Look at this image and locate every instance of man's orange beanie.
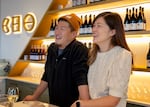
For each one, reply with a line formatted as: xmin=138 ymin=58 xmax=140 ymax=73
xmin=59 ymin=13 xmax=82 ymax=31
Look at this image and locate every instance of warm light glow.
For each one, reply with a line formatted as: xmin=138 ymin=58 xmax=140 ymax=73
xmin=23 ymin=12 xmax=37 ymax=33
xmin=126 ymin=37 xmax=150 ymax=69
xmin=132 ymin=71 xmax=150 ymax=76
xmin=42 ymin=39 xmax=54 ymax=46
xmin=2 ymin=16 xmax=12 ymax=35
xmin=126 ymin=37 xmax=150 ymax=43
xmin=29 ymin=63 xmax=45 ymax=68
xmin=76 ymin=36 xmax=92 ymax=43
xmin=12 ymin=15 xmax=22 ymax=34
xmin=2 ymin=12 xmax=37 ymax=35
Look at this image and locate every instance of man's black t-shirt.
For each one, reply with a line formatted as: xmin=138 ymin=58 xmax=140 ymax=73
xmin=42 ymin=40 xmax=89 ymax=107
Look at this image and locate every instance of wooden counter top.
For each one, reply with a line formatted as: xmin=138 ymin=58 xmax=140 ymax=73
xmin=1 ymin=73 xmax=150 ymax=106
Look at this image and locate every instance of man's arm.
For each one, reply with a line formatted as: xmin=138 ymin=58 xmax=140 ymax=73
xmin=78 ymin=85 xmax=90 ymax=100
xmin=23 ymin=80 xmax=48 ymax=101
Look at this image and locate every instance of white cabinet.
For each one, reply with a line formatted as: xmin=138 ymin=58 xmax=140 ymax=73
xmin=5 ymin=79 xmax=49 ymax=103
xmin=0 ymin=79 xmax=5 ymax=94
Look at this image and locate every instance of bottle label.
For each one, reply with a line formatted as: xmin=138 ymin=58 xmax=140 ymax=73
xmin=30 ymin=55 xmax=40 ymax=61
xmin=90 ymin=0 xmax=94 ymax=3
xmin=143 ymin=23 xmax=146 ymax=30
xmin=130 ymin=23 xmax=137 ymax=30
xmin=87 ymin=27 xmax=92 ymax=34
xmin=72 ymin=0 xmax=77 ymax=6
xmin=137 ymin=22 xmax=144 ymax=30
xmin=81 ymin=0 xmax=86 ymax=5
xmin=76 ymin=0 xmax=81 ymax=5
xmin=80 ymin=28 xmax=84 ymax=34
xmin=124 ymin=24 xmax=130 ymax=31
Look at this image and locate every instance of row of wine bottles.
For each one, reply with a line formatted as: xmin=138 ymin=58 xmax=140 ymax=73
xmin=84 ymin=42 xmax=93 ymax=50
xmin=124 ymin=6 xmax=146 ymax=31
xmin=72 ymin=0 xmax=87 ymax=6
xmin=48 ymin=6 xmax=147 ymax=37
xmin=72 ymin=0 xmax=105 ymax=7
xmin=24 ymin=45 xmax=48 ymax=61
xmin=48 ymin=14 xmax=95 ymax=37
xmin=24 ymin=42 xmax=93 ymax=61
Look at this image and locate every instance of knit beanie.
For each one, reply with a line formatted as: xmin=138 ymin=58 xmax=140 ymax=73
xmin=59 ymin=13 xmax=82 ymax=31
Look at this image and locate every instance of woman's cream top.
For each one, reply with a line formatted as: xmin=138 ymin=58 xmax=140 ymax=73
xmin=88 ymin=46 xmax=132 ymax=107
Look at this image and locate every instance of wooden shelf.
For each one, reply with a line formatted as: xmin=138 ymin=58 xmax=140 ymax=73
xmin=125 ymin=30 xmax=150 ymax=37
xmin=32 ymin=30 xmax=150 ymax=40
xmin=132 ymin=68 xmax=150 ymax=72
xmin=47 ymin=0 xmax=150 ymax=15
xmin=18 ymin=59 xmax=45 ymax=64
xmin=31 ymin=36 xmax=54 ymax=40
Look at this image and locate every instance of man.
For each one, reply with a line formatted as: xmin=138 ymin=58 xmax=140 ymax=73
xmin=23 ymin=13 xmax=90 ymax=107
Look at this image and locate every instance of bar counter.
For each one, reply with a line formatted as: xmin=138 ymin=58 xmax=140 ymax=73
xmin=0 ymin=101 xmax=58 ymax=107
xmin=1 ymin=70 xmax=150 ymax=106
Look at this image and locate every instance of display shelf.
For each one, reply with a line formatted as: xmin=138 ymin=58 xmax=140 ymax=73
xmin=33 ymin=30 xmax=150 ymax=40
xmin=132 ymin=68 xmax=150 ymax=72
xmin=18 ymin=59 xmax=45 ymax=64
xmin=47 ymin=0 xmax=150 ymax=15
xmin=8 ymin=61 xmax=29 ymax=76
xmin=125 ymin=30 xmax=150 ymax=37
xmin=32 ymin=30 xmax=150 ymax=42
xmin=8 ymin=0 xmax=150 ymax=76
xmin=31 ymin=36 xmax=54 ymax=40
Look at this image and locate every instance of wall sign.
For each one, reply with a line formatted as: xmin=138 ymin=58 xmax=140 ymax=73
xmin=2 ymin=12 xmax=37 ymax=35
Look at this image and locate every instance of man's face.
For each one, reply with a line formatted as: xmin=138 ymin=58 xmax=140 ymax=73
xmin=54 ymin=20 xmax=75 ymax=49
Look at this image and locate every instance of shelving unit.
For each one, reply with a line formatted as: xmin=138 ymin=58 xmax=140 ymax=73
xmin=8 ymin=0 xmax=150 ymax=76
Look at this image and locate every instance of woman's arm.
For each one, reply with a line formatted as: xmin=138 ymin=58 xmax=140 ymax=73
xmin=71 ymin=95 xmax=120 ymax=107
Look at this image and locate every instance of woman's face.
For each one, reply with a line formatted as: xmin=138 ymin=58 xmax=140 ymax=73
xmin=92 ymin=17 xmax=115 ymax=46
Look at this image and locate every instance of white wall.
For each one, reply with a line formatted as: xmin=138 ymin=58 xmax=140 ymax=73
xmin=0 ymin=0 xmax=1 ymax=57
xmin=0 ymin=0 xmax=52 ymax=66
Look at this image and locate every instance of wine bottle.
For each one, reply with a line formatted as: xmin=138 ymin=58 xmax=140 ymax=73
xmin=76 ymin=0 xmax=81 ymax=6
xmin=72 ymin=0 xmax=77 ymax=7
xmin=80 ymin=15 xmax=84 ymax=35
xmin=147 ymin=43 xmax=150 ymax=68
xmin=137 ymin=6 xmax=144 ymax=31
xmin=41 ymin=45 xmax=46 ymax=60
xmin=88 ymin=42 xmax=92 ymax=50
xmin=83 ymin=15 xmax=88 ymax=34
xmin=36 ymin=45 xmax=41 ymax=61
xmin=135 ymin=8 xmax=138 ymax=19
xmin=50 ymin=19 xmax=55 ymax=36
xmin=130 ymin=7 xmax=137 ymax=31
xmin=29 ymin=45 xmax=34 ymax=60
xmin=124 ymin=8 xmax=130 ymax=31
xmin=81 ymin=0 xmax=87 ymax=5
xmin=54 ymin=19 xmax=57 ymax=30
xmin=94 ymin=0 xmax=99 ymax=2
xmin=87 ymin=14 xmax=92 ymax=34
xmin=142 ymin=7 xmax=146 ymax=30
xmin=90 ymin=0 xmax=94 ymax=3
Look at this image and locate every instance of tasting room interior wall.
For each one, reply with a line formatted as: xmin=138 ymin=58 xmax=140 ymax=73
xmin=0 ymin=0 xmax=150 ymax=69
xmin=0 ymin=0 xmax=52 ymax=65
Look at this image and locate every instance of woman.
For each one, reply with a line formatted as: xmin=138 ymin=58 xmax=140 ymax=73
xmin=71 ymin=12 xmax=132 ymax=107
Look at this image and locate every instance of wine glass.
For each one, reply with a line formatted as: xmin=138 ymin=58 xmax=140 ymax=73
xmin=7 ymin=87 xmax=19 ymax=103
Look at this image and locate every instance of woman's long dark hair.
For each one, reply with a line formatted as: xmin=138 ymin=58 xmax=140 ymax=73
xmin=88 ymin=12 xmax=132 ymax=65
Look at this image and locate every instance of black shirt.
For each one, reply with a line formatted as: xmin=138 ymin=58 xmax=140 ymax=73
xmin=42 ymin=40 xmax=89 ymax=107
